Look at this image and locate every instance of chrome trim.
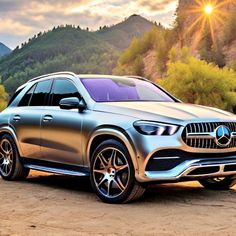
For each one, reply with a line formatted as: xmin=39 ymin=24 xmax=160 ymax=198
xmin=187 ymin=132 xmax=215 ymax=139
xmin=187 ymin=132 xmax=236 ymax=139
xmin=145 ymin=157 xmax=236 ymax=181
xmin=24 ymin=164 xmax=89 ymax=177
xmin=27 ymin=71 xmax=77 ymax=83
xmin=153 ymin=156 xmax=180 ymax=160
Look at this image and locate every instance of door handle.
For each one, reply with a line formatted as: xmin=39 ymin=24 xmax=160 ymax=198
xmin=13 ymin=115 xmax=21 ymax=121
xmin=43 ymin=115 xmax=53 ymax=122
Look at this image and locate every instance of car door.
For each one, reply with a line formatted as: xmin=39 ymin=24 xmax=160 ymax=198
xmin=10 ymin=79 xmax=52 ymax=159
xmin=40 ymin=78 xmax=84 ymax=166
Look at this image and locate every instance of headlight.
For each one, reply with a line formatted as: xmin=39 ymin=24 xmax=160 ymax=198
xmin=133 ymin=121 xmax=179 ymax=135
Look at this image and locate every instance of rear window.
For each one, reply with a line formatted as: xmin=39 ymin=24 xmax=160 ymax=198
xmin=29 ymin=80 xmax=52 ymax=106
xmin=18 ymin=80 xmax=52 ymax=107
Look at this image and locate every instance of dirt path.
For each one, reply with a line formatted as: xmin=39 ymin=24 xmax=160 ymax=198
xmin=0 ymin=171 xmax=235 ymax=236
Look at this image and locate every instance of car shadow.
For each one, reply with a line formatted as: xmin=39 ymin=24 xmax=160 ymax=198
xmin=25 ymin=172 xmax=236 ymax=204
xmin=27 ymin=173 xmax=93 ymax=193
xmin=142 ymin=182 xmax=236 ymax=205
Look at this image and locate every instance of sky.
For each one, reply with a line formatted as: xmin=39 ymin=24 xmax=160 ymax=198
xmin=0 ymin=0 xmax=178 ymax=49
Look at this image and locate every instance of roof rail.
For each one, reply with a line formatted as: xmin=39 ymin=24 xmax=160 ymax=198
xmin=124 ymin=75 xmax=149 ymax=81
xmin=27 ymin=71 xmax=77 ymax=83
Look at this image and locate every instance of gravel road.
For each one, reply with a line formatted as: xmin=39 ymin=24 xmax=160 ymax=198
xmin=0 ymin=171 xmax=235 ymax=236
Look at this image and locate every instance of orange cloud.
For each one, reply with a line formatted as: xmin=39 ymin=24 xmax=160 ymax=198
xmin=0 ymin=19 xmax=34 ymax=35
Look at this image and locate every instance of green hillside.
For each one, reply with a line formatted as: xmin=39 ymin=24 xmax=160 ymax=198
xmin=0 ymin=15 xmax=153 ymax=95
xmin=97 ymin=14 xmax=154 ymax=50
xmin=0 ymin=27 xmax=119 ymax=95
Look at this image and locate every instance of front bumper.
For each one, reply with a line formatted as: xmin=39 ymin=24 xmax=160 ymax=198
xmin=145 ymin=156 xmax=236 ymax=181
xmin=126 ymin=126 xmax=236 ymax=183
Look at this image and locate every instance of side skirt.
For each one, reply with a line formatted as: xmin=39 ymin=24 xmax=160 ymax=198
xmin=22 ymin=158 xmax=90 ymax=177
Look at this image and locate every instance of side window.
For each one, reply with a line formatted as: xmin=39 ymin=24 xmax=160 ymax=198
xmin=18 ymin=85 xmax=36 ymax=107
xmin=29 ymin=80 xmax=52 ymax=106
xmin=51 ymin=79 xmax=81 ymax=106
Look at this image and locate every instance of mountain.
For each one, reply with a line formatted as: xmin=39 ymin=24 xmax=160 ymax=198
xmin=0 ymin=15 xmax=154 ymax=95
xmin=0 ymin=43 xmax=11 ymax=57
xmin=97 ymin=14 xmax=154 ymax=50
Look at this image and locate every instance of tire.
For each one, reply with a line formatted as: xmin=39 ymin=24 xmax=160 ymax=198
xmin=0 ymin=134 xmax=29 ymax=180
xmin=90 ymin=139 xmax=146 ymax=203
xmin=199 ymin=176 xmax=236 ymax=190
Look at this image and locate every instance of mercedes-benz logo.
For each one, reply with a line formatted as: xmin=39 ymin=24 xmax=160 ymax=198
xmin=215 ymin=125 xmax=231 ymax=147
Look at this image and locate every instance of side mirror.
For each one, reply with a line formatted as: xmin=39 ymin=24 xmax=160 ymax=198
xmin=59 ymin=97 xmax=86 ymax=112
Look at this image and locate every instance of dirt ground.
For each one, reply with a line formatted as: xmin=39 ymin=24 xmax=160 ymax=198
xmin=0 ymin=171 xmax=235 ymax=236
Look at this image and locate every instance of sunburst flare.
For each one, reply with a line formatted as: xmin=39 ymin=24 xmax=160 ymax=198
xmin=182 ymin=0 xmax=233 ymax=48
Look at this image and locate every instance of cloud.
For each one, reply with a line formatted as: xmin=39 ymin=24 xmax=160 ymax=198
xmin=0 ymin=19 xmax=34 ymax=36
xmin=0 ymin=0 xmax=178 ymax=48
xmin=138 ymin=0 xmax=177 ymax=12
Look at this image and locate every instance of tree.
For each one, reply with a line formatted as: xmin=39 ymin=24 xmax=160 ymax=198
xmin=0 ymin=77 xmax=8 ymax=111
xmin=224 ymin=9 xmax=236 ymax=44
xmin=155 ymin=29 xmax=178 ymax=76
xmin=231 ymin=60 xmax=236 ymax=71
xmin=200 ymin=25 xmax=226 ymax=68
xmin=160 ymin=47 xmax=236 ymax=111
xmin=132 ymin=56 xmax=144 ymax=76
xmin=200 ymin=26 xmax=213 ymax=62
xmin=113 ymin=26 xmax=171 ymax=76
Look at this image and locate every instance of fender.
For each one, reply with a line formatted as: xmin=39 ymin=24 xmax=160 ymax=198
xmin=0 ymin=126 xmax=23 ymax=157
xmin=86 ymin=128 xmax=140 ymax=174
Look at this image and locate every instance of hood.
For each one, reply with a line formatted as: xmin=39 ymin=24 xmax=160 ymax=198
xmin=93 ymin=102 xmax=236 ymax=125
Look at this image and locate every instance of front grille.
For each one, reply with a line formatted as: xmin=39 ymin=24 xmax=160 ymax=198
xmin=182 ymin=122 xmax=236 ymax=149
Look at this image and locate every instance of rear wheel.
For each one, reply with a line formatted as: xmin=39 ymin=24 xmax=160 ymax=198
xmin=199 ymin=176 xmax=236 ymax=190
xmin=0 ymin=134 xmax=29 ymax=180
xmin=90 ymin=140 xmax=146 ymax=203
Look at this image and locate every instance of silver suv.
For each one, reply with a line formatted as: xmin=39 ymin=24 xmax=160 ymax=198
xmin=0 ymin=72 xmax=236 ymax=203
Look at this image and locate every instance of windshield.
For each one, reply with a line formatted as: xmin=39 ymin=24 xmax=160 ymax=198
xmin=81 ymin=77 xmax=175 ymax=102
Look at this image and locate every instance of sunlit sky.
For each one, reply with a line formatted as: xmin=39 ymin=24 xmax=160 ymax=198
xmin=0 ymin=0 xmax=178 ymax=49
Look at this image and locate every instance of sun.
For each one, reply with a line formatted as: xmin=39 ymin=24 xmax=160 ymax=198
xmin=204 ymin=4 xmax=213 ymax=15
xmin=182 ymin=0 xmax=231 ymax=51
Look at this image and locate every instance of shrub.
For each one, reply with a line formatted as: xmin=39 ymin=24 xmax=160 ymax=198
xmin=160 ymin=48 xmax=236 ymax=111
xmin=0 ymin=78 xmax=8 ymax=111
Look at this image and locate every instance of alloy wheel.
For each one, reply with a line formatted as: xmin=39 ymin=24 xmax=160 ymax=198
xmin=0 ymin=139 xmax=13 ymax=177
xmin=92 ymin=147 xmax=130 ymax=198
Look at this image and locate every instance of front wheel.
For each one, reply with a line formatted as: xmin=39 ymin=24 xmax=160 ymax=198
xmin=90 ymin=140 xmax=146 ymax=203
xmin=199 ymin=176 xmax=236 ymax=190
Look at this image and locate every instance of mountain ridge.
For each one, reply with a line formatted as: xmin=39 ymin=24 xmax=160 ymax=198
xmin=97 ymin=14 xmax=154 ymax=50
xmin=0 ymin=14 xmax=154 ymax=94
xmin=0 ymin=43 xmax=11 ymax=57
